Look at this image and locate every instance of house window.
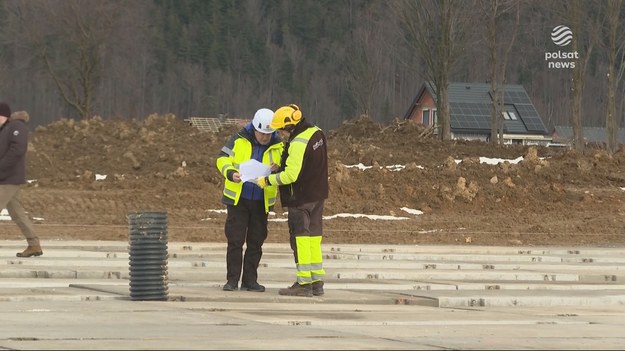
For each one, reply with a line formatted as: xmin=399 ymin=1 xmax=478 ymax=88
xmin=503 ymin=105 xmax=519 ymax=121
xmin=433 ymin=109 xmax=438 ymax=126
xmin=422 ymin=109 xmax=430 ymax=125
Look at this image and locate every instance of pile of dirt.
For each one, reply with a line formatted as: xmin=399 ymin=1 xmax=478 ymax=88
xmin=6 ymin=114 xmax=625 ymax=246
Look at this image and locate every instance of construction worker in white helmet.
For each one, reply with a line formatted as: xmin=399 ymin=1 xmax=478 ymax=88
xmin=216 ymin=108 xmax=283 ymax=293
xmin=254 ymin=104 xmax=328 ymax=297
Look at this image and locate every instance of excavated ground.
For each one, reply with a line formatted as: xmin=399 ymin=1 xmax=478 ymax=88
xmin=4 ymin=114 xmax=625 ymax=247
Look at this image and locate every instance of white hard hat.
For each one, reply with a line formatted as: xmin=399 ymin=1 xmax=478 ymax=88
xmin=252 ymin=108 xmax=275 ymax=134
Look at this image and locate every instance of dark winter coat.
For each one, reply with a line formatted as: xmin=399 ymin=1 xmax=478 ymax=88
xmin=0 ymin=111 xmax=30 ymax=184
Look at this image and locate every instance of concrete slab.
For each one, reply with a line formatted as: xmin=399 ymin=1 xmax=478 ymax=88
xmin=2 ymin=240 xmax=625 ymax=349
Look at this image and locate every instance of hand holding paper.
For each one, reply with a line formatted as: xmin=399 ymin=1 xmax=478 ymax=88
xmin=240 ymin=159 xmax=270 ymax=183
xmin=255 ymin=176 xmax=269 ymax=189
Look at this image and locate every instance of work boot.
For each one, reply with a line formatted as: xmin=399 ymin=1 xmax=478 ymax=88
xmin=16 ymin=245 xmax=43 ymax=258
xmin=312 ymin=281 xmax=324 ymax=296
xmin=241 ymin=282 xmax=265 ymax=292
xmin=278 ymin=282 xmax=313 ymax=297
xmin=222 ymin=281 xmax=238 ymax=291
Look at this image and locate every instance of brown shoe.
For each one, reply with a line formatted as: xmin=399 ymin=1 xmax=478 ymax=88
xmin=312 ymin=281 xmax=324 ymax=296
xmin=278 ymin=282 xmax=313 ymax=297
xmin=16 ymin=245 xmax=43 ymax=258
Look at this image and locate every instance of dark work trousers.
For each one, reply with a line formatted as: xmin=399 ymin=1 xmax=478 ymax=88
xmin=224 ymin=198 xmax=268 ymax=285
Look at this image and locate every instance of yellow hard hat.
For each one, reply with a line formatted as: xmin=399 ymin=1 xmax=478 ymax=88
xmin=271 ymin=104 xmax=302 ymax=129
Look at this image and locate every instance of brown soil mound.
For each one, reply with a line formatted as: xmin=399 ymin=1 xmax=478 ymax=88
xmin=4 ymin=114 xmax=625 ymax=247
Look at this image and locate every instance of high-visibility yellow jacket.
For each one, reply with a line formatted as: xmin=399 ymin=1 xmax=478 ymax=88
xmin=216 ymin=126 xmax=283 ymax=213
xmin=267 ymin=120 xmax=328 ymax=207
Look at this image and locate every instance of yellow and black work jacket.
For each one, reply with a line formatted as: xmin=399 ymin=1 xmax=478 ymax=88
xmin=267 ymin=120 xmax=328 ymax=207
xmin=216 ymin=126 xmax=283 ymax=213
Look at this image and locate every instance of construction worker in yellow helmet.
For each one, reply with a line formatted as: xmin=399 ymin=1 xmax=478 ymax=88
xmin=254 ymin=104 xmax=328 ymax=297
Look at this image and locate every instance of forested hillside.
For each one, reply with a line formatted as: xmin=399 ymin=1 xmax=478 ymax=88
xmin=0 ymin=0 xmax=622 ymax=133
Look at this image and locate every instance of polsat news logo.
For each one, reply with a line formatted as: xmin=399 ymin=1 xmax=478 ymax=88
xmin=545 ymin=25 xmax=579 ymax=69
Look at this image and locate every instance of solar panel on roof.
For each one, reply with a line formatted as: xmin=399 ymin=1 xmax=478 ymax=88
xmin=504 ymin=91 xmax=531 ymax=104
xmin=451 ymin=90 xmax=548 ymax=134
xmin=514 ymin=104 xmax=547 ymax=133
xmin=450 ymin=102 xmax=493 ymax=130
xmin=503 ymin=119 xmax=527 ymax=133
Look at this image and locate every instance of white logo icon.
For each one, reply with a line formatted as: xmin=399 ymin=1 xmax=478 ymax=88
xmin=551 ymin=25 xmax=572 ymax=46
xmin=13 ymin=130 xmax=19 ymax=136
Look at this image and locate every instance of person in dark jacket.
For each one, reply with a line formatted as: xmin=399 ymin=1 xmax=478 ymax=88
xmin=215 ymin=108 xmax=283 ymax=292
xmin=254 ymin=104 xmax=328 ymax=297
xmin=0 ymin=103 xmax=42 ymax=257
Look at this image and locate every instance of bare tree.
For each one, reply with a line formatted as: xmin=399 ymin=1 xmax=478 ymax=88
xmin=345 ymin=6 xmax=386 ymax=120
xmin=567 ymin=0 xmax=600 ymax=151
xmin=5 ymin=0 xmax=120 ymax=119
xmin=393 ymin=0 xmax=474 ymax=141
xmin=98 ymin=0 xmax=155 ymax=120
xmin=481 ymin=0 xmax=520 ymax=144
xmin=605 ymin=0 xmax=625 ymax=153
xmin=569 ymin=1 xmax=583 ymax=151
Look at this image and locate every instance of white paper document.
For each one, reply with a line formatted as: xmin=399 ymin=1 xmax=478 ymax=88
xmin=240 ymin=159 xmax=271 ymax=183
